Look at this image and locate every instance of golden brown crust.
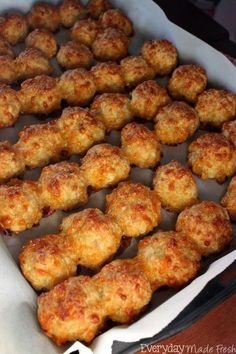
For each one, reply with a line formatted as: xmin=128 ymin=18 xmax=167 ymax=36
xmin=99 ymin=9 xmax=133 ymax=37
xmin=141 ymin=39 xmax=178 ymax=76
xmin=176 ymin=201 xmax=233 ymax=256
xmin=87 ymin=0 xmax=112 ymax=19
xmin=0 ymin=141 xmax=25 ymax=183
xmin=27 ymin=2 xmax=60 ymax=32
xmin=70 ymin=18 xmax=101 ymax=47
xmin=131 ymin=80 xmax=171 ymax=120
xmin=57 ymin=106 xmax=105 ymax=154
xmin=188 ymin=133 xmax=236 ymax=182
xmin=0 ymin=85 xmax=21 ymax=128
xmin=91 ymin=61 xmax=125 ymax=93
xmin=222 ymin=120 xmax=236 ymax=146
xmin=56 ymin=41 xmax=93 ymax=69
xmin=106 ymin=181 xmax=161 ymax=237
xmin=81 ymin=143 xmax=130 ymax=189
xmin=59 ymin=0 xmax=87 ymax=28
xmin=0 ymin=36 xmax=13 ymax=57
xmin=25 ymin=29 xmax=57 ymax=58
xmin=168 ymin=64 xmax=207 ymax=103
xmin=155 ymin=101 xmax=199 ymax=144
xmin=0 ymin=12 xmax=28 ymax=45
xmin=120 ymin=56 xmax=155 ymax=88
xmin=221 ymin=176 xmax=236 ymax=221
xmin=90 ymin=93 xmax=133 ymax=131
xmin=195 ymin=89 xmax=236 ymax=128
xmin=121 ymin=122 xmax=161 ymax=168
xmin=92 ymin=27 xmax=129 ymax=61
xmin=0 ymin=55 xmax=16 ymax=84
xmin=153 ymin=160 xmax=198 ymax=212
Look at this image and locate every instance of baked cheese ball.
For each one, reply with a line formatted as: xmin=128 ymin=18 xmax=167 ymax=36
xmin=0 ymin=36 xmax=13 ymax=57
xmin=59 ymin=0 xmax=87 ymax=28
xmin=92 ymin=27 xmax=129 ymax=61
xmin=87 ymin=0 xmax=112 ymax=19
xmin=131 ymin=80 xmax=171 ymax=120
xmin=93 ymin=259 xmax=152 ymax=323
xmin=0 ymin=141 xmax=25 ymax=183
xmin=60 ymin=208 xmax=122 ymax=269
xmin=38 ymin=162 xmax=88 ymax=212
xmin=141 ymin=39 xmax=178 ymax=76
xmin=81 ymin=143 xmax=130 ymax=189
xmin=137 ymin=231 xmax=201 ymax=290
xmin=38 ymin=276 xmax=105 ymax=345
xmin=57 ymin=41 xmax=93 ymax=70
xmin=27 ymin=2 xmax=60 ymax=32
xmin=15 ymin=121 xmax=64 ymax=169
xmin=19 ymin=234 xmax=77 ymax=291
xmin=0 ymin=179 xmax=42 ymax=233
xmin=222 ymin=120 xmax=236 ymax=146
xmin=153 ymin=160 xmax=198 ymax=212
xmin=90 ymin=93 xmax=133 ymax=131
xmin=91 ymin=62 xmax=125 ymax=93
xmin=176 ymin=201 xmax=232 ymax=256
xmin=168 ymin=64 xmax=207 ymax=103
xmin=0 ymin=84 xmax=21 ymax=128
xmin=221 ymin=176 xmax=236 ymax=221
xmin=15 ymin=48 xmax=53 ymax=81
xmin=18 ymin=75 xmax=61 ymax=115
xmin=188 ymin=133 xmax=236 ymax=182
xmin=0 ymin=55 xmax=16 ymax=84
xmin=120 ymin=56 xmax=155 ymax=88
xmin=195 ymin=89 xmax=236 ymax=128
xmin=106 ymin=181 xmax=161 ymax=237
xmin=70 ymin=18 xmax=101 ymax=47
xmin=57 ymin=107 xmax=105 ymax=155
xmin=0 ymin=13 xmax=28 ymax=45
xmin=58 ymin=68 xmax=96 ymax=106
xmin=25 ymin=29 xmax=57 ymax=59
xmin=121 ymin=122 xmax=162 ymax=168
xmin=99 ymin=9 xmax=133 ymax=37
xmin=155 ymin=101 xmax=199 ymax=145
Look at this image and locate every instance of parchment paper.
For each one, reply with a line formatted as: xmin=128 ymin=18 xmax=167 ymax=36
xmin=0 ymin=1 xmax=235 ymax=354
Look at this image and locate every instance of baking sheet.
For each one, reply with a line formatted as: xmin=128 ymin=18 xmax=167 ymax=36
xmin=0 ymin=0 xmax=236 ymax=353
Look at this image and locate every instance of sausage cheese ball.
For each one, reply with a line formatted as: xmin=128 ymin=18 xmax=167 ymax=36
xmin=188 ymin=133 xmax=236 ymax=182
xmin=38 ymin=162 xmax=88 ymax=212
xmin=19 ymin=234 xmax=77 ymax=291
xmin=15 ymin=121 xmax=64 ymax=169
xmin=38 ymin=276 xmax=105 ymax=345
xmin=57 ymin=107 xmax=105 ymax=155
xmin=93 ymin=259 xmax=152 ymax=323
xmin=106 ymin=182 xmax=161 ymax=237
xmin=121 ymin=122 xmax=162 ymax=168
xmin=195 ymin=89 xmax=236 ymax=128
xmin=25 ymin=29 xmax=57 ymax=59
xmin=155 ymin=101 xmax=199 ymax=145
xmin=141 ymin=39 xmax=178 ymax=76
xmin=0 ymin=55 xmax=16 ymax=84
xmin=18 ymin=75 xmax=61 ymax=115
xmin=0 ymin=84 xmax=21 ymax=128
xmin=81 ymin=144 xmax=130 ymax=189
xmin=87 ymin=0 xmax=112 ymax=19
xmin=60 ymin=208 xmax=122 ymax=269
xmin=131 ymin=80 xmax=171 ymax=120
xmin=70 ymin=18 xmax=101 ymax=47
xmin=58 ymin=68 xmax=96 ymax=106
xmin=92 ymin=27 xmax=129 ymax=61
xmin=0 ymin=13 xmax=28 ymax=45
xmin=0 ymin=36 xmax=13 ymax=57
xmin=176 ymin=201 xmax=232 ymax=256
xmin=15 ymin=48 xmax=53 ymax=81
xmin=222 ymin=120 xmax=236 ymax=146
xmin=99 ymin=9 xmax=133 ymax=37
xmin=0 ymin=141 xmax=25 ymax=183
xmin=91 ymin=62 xmax=125 ymax=93
xmin=56 ymin=41 xmax=93 ymax=70
xmin=137 ymin=231 xmax=201 ymax=290
xmin=0 ymin=179 xmax=42 ymax=233
xmin=221 ymin=176 xmax=236 ymax=221
xmin=153 ymin=160 xmax=198 ymax=212
xmin=59 ymin=0 xmax=87 ymax=28
xmin=27 ymin=2 xmax=60 ymax=32
xmin=168 ymin=64 xmax=207 ymax=103
xmin=120 ymin=56 xmax=155 ymax=88
xmin=90 ymin=93 xmax=133 ymax=131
